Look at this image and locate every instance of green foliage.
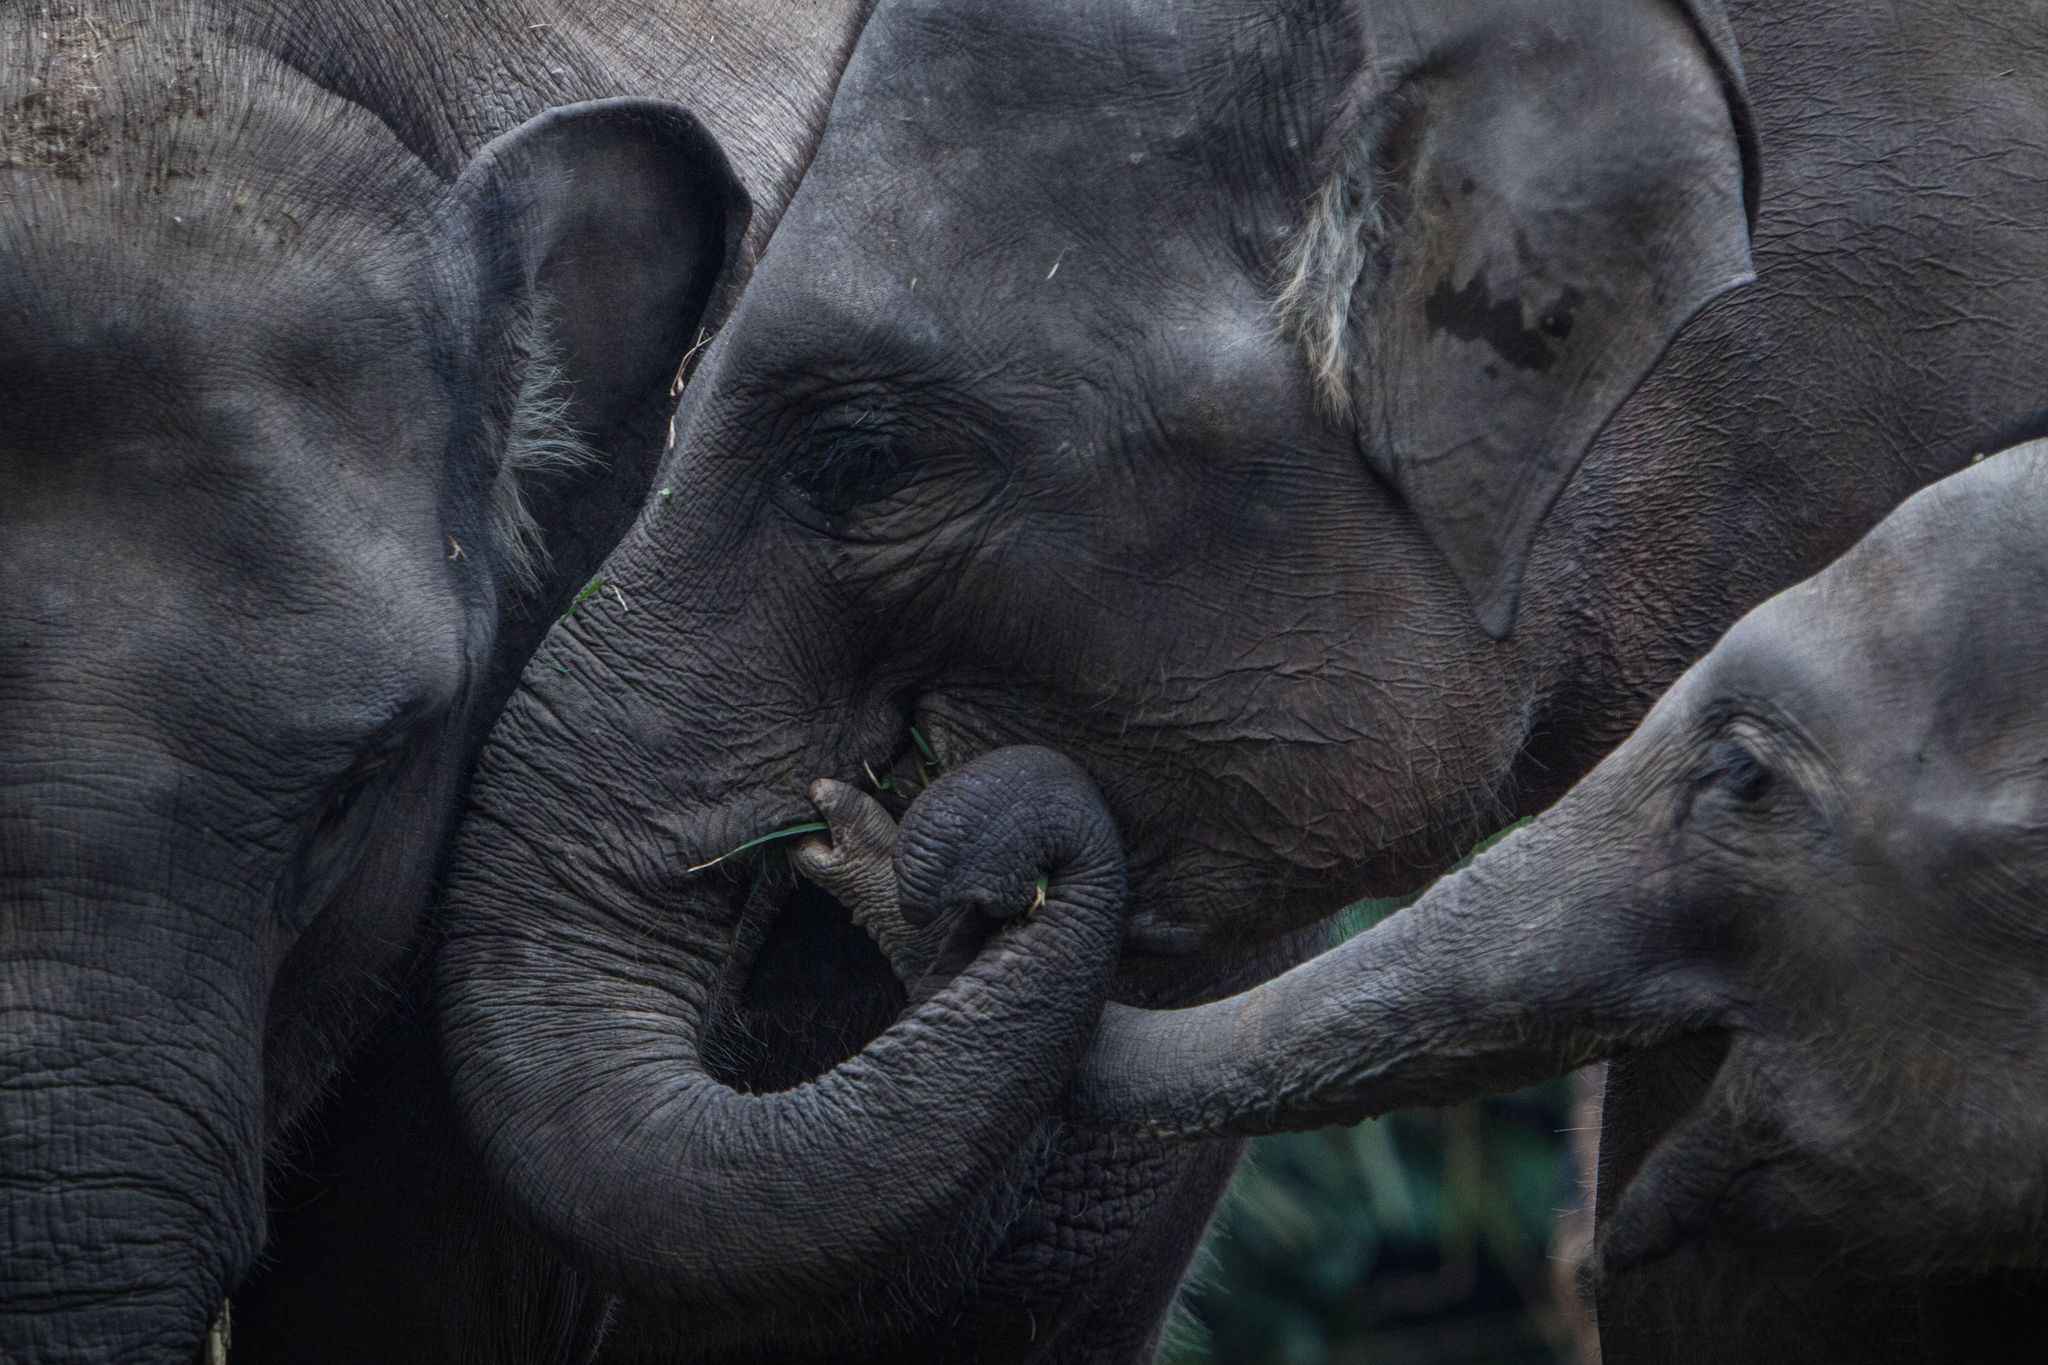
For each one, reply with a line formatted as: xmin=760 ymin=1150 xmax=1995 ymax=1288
xmin=1165 ymin=1086 xmax=1576 ymax=1365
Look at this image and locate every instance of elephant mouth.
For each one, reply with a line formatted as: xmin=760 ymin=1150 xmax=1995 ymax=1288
xmin=692 ymin=729 xmax=940 ymax=1088
xmin=1597 ymin=1031 xmax=1749 ymax=1272
xmin=690 ymin=717 xmax=1275 ymax=1077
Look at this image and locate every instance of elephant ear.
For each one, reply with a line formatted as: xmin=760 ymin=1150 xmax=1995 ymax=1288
xmin=1303 ymin=0 xmax=1757 ymax=637
xmin=455 ymin=98 xmax=750 ymax=669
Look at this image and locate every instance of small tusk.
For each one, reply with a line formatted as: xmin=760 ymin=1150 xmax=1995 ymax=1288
xmin=205 ymin=1301 xmax=231 ymax=1365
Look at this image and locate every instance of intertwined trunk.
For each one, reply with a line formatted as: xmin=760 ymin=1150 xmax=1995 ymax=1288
xmin=1069 ymin=770 xmax=1729 ymax=1140
xmin=439 ymin=643 xmax=1131 ymax=1328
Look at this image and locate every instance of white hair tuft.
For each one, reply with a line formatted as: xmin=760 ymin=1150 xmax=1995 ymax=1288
xmin=1272 ymin=106 xmax=1395 ymax=417
xmin=492 ymin=325 xmax=598 ymax=596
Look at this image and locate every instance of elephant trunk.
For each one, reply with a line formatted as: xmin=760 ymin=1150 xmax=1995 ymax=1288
xmin=0 ymin=954 xmax=262 ymax=1363
xmin=1072 ymin=771 xmax=1729 ymax=1138
xmin=439 ymin=726 xmax=1128 ymax=1320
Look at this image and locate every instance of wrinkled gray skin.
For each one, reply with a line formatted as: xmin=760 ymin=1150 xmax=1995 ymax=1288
xmin=1076 ymin=440 xmax=2048 ymax=1355
xmin=437 ymin=0 xmax=2048 ymax=1359
xmin=0 ymin=1 xmax=884 ymax=1359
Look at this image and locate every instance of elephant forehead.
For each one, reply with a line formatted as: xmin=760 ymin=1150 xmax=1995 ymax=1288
xmin=804 ymin=0 xmax=1303 ymax=284
xmin=0 ymin=345 xmax=470 ymax=758
xmin=1772 ymin=445 xmax=2048 ymax=748
xmin=840 ymin=0 xmax=1213 ymax=131
xmin=0 ymin=51 xmax=467 ymax=671
xmin=0 ymin=22 xmax=463 ymax=480
xmin=1 ymin=7 xmax=445 ymax=218
xmin=0 ymin=231 xmax=453 ymax=475
xmin=0 ymin=252 xmax=457 ymax=587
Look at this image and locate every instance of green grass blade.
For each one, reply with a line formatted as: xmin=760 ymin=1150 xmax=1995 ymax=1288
xmin=686 ymin=821 xmax=829 ymax=875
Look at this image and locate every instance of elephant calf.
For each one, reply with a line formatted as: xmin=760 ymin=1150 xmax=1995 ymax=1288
xmin=1070 ymin=436 xmax=2048 ymax=1282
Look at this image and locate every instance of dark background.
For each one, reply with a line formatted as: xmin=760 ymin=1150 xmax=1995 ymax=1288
xmin=1162 ymin=1078 xmax=1599 ymax=1365
xmin=1160 ymin=834 xmax=1603 ymax=1365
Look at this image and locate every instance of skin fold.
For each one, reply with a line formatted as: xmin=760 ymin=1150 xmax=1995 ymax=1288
xmin=1071 ymin=439 xmax=2048 ymax=1359
xmin=420 ymin=0 xmax=2048 ymax=1359
xmin=0 ymin=1 xmax=881 ymax=1359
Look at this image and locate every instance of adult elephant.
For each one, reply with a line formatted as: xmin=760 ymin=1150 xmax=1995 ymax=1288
xmin=435 ymin=0 xmax=2048 ymax=1359
xmin=0 ymin=1 xmax=870 ymax=1359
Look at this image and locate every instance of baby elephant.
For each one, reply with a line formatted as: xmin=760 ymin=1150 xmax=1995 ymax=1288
xmin=1067 ymin=437 xmax=2048 ymax=1279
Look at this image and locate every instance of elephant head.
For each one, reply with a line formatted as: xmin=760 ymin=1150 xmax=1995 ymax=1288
xmin=1076 ymin=440 xmax=2048 ymax=1277
xmin=0 ymin=20 xmax=744 ymax=1357
xmin=436 ymin=0 xmax=1754 ymax=1326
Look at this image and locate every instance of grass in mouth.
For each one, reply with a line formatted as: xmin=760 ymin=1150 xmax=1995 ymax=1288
xmin=686 ymin=821 xmax=828 ymax=875
xmin=908 ymin=727 xmax=942 ymax=790
xmin=687 ymin=729 xmax=946 ymax=875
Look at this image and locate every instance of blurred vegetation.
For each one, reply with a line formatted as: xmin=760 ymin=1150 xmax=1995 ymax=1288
xmin=1162 ymin=1083 xmax=1582 ymax=1365
xmin=1162 ymin=827 xmax=1591 ymax=1365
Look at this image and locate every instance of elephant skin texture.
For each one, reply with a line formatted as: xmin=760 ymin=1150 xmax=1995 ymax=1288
xmin=1077 ymin=440 xmax=2048 ymax=1362
xmin=0 ymin=0 xmax=889 ymax=1359
xmin=354 ymin=0 xmax=2048 ymax=1361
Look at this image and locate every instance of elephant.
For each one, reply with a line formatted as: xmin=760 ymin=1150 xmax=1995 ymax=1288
xmin=417 ymin=0 xmax=2048 ymax=1358
xmin=1070 ymin=438 xmax=2048 ymax=1359
xmin=0 ymin=1 xmax=875 ymax=1358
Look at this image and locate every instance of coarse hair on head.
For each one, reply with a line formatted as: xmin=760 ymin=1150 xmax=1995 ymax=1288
xmin=1272 ymin=87 xmax=1410 ymax=417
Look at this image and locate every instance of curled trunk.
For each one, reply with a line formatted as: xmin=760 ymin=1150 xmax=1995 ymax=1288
xmin=439 ymin=744 xmax=1128 ymax=1321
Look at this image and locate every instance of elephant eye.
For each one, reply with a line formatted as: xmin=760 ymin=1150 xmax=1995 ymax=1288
xmin=286 ymin=730 xmax=412 ymax=932
xmin=319 ymin=739 xmax=405 ymax=828
xmin=1704 ymin=738 xmax=1773 ymax=804
xmin=781 ymin=429 xmax=904 ymax=529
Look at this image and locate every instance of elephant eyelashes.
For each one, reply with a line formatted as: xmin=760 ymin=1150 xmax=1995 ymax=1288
xmin=781 ymin=430 xmax=905 ymax=530
xmin=285 ymin=739 xmax=408 ymax=930
xmin=1703 ymin=737 xmax=1774 ymax=804
xmin=317 ymin=737 xmax=408 ymax=830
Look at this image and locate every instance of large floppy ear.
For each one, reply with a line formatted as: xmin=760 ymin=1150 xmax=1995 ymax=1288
xmin=455 ymin=98 xmax=750 ymax=659
xmin=1298 ymin=0 xmax=1756 ymax=637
